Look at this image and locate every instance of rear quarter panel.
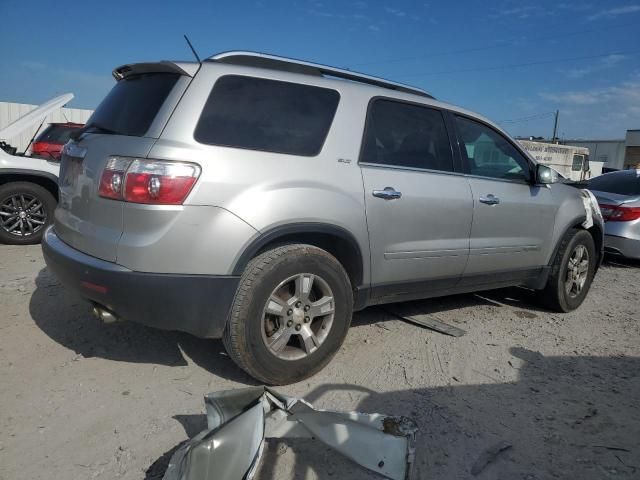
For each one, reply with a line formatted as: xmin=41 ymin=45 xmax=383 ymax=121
xmin=149 ymin=63 xmax=372 ymax=282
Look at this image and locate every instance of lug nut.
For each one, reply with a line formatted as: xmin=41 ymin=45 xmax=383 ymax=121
xmin=295 ymin=324 xmax=302 ymax=331
xmin=295 ymin=301 xmax=302 ymax=308
xmin=304 ymin=316 xmax=310 ymax=323
xmin=287 ymin=320 xmax=293 ymax=327
xmin=304 ymin=305 xmax=310 ymax=312
xmin=287 ymin=309 xmax=293 ymax=316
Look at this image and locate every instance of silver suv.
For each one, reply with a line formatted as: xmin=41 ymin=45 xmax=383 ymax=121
xmin=43 ymin=52 xmax=604 ymax=384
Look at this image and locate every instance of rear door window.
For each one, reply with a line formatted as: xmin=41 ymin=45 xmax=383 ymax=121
xmin=360 ymin=99 xmax=453 ymax=172
xmin=88 ymin=73 xmax=180 ymax=137
xmin=194 ymin=75 xmax=340 ymax=156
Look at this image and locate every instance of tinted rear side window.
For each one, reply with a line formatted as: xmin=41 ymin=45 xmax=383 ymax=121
xmin=360 ymin=99 xmax=453 ymax=172
xmin=588 ymin=172 xmax=640 ymax=196
xmin=88 ymin=73 xmax=180 ymax=137
xmin=35 ymin=125 xmax=80 ymax=144
xmin=194 ymin=75 xmax=340 ymax=156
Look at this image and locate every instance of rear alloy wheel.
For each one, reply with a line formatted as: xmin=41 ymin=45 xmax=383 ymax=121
xmin=223 ymin=244 xmax=353 ymax=385
xmin=540 ymin=229 xmax=596 ymax=312
xmin=0 ymin=182 xmax=56 ymax=245
xmin=261 ymin=273 xmax=336 ymax=361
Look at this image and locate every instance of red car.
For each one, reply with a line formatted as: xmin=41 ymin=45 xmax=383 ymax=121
xmin=31 ymin=122 xmax=84 ymax=161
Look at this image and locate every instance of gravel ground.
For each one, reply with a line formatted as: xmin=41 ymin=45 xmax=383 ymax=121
xmin=1 ymin=245 xmax=639 ymax=480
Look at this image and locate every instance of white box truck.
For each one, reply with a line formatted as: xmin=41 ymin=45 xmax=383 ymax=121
xmin=518 ymin=140 xmax=602 ymax=181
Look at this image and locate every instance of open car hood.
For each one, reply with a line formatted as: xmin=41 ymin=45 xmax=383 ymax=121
xmin=0 ymin=93 xmax=74 ymax=140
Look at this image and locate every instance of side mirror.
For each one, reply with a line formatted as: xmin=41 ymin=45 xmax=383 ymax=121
xmin=536 ymin=164 xmax=560 ymax=184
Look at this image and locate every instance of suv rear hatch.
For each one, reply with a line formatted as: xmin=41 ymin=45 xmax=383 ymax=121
xmin=55 ymin=63 xmax=195 ymax=262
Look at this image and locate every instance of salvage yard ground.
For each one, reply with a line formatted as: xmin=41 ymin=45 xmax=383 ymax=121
xmin=1 ymin=245 xmax=639 ymax=479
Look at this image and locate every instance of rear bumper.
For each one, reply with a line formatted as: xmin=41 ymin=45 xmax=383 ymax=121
xmin=41 ymin=227 xmax=239 ymax=338
xmin=604 ymin=234 xmax=640 ymax=260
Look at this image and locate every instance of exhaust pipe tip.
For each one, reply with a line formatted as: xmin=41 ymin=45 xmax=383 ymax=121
xmin=92 ymin=306 xmax=120 ymax=324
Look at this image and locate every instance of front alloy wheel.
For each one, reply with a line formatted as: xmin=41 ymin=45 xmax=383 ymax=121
xmin=564 ymin=244 xmax=589 ymax=298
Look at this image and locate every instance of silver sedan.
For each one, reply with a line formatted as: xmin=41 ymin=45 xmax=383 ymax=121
xmin=588 ymin=169 xmax=640 ymax=259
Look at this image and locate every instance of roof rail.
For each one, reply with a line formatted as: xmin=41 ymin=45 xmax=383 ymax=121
xmin=207 ymin=51 xmax=434 ymax=99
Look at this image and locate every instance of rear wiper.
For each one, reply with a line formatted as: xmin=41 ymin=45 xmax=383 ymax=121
xmin=70 ymin=122 xmax=120 ymax=140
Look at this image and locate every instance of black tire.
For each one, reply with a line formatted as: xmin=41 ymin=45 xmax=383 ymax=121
xmin=0 ymin=182 xmax=56 ymax=245
xmin=223 ymin=244 xmax=353 ymax=385
xmin=539 ymin=229 xmax=596 ymax=312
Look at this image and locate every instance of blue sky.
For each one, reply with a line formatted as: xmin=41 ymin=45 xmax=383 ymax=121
xmin=1 ymin=0 xmax=639 ymax=139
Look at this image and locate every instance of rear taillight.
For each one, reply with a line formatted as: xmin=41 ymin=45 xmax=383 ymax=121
xmin=98 ymin=157 xmax=131 ymax=200
xmin=98 ymin=157 xmax=200 ymax=205
xmin=599 ymin=203 xmax=640 ymax=222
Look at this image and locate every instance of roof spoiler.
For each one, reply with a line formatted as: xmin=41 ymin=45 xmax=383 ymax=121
xmin=112 ymin=61 xmax=196 ymax=81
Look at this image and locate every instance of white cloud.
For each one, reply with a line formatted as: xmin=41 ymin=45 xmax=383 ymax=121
xmin=539 ymin=75 xmax=640 ymax=137
xmin=564 ymin=54 xmax=627 ymax=78
xmin=588 ymin=4 xmax=640 ymax=20
xmin=384 ymin=6 xmax=406 ymax=17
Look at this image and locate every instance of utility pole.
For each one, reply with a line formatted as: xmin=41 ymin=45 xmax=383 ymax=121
xmin=552 ymin=110 xmax=559 ymax=143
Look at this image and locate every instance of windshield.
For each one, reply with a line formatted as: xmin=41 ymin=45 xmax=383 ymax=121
xmin=87 ymin=73 xmax=180 ymax=137
xmin=588 ymin=172 xmax=640 ymax=196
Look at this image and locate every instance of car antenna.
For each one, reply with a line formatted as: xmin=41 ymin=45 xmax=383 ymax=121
xmin=183 ymin=35 xmax=202 ymax=64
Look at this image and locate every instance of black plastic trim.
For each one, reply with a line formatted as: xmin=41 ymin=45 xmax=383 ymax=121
xmin=368 ymin=266 xmax=548 ymax=305
xmin=42 ymin=228 xmax=238 ymax=339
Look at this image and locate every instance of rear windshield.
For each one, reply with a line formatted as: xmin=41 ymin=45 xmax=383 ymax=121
xmin=88 ymin=73 xmax=180 ymax=137
xmin=588 ymin=172 xmax=640 ymax=196
xmin=35 ymin=125 xmax=80 ymax=144
xmin=194 ymin=75 xmax=340 ymax=156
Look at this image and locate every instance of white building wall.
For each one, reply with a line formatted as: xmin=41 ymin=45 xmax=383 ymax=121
xmin=562 ymin=139 xmax=626 ymax=170
xmin=0 ymin=101 xmax=93 ymax=153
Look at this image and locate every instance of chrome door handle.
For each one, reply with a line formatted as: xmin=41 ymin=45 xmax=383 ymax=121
xmin=479 ymin=194 xmax=500 ymax=205
xmin=372 ymin=187 xmax=402 ymax=200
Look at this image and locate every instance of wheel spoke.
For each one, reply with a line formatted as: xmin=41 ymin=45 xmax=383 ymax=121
xmin=29 ymin=218 xmax=45 ymax=225
xmin=5 ymin=218 xmax=20 ymax=232
xmin=309 ymin=296 xmax=334 ymax=318
xmin=269 ymin=328 xmax=292 ymax=353
xmin=294 ymin=274 xmax=314 ymax=301
xmin=577 ymin=259 xmax=589 ymax=275
xmin=265 ymin=295 xmax=287 ymax=317
xmin=299 ymin=326 xmax=320 ymax=354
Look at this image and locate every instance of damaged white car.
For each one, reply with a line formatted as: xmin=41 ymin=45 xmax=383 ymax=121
xmin=0 ymin=93 xmax=72 ymax=244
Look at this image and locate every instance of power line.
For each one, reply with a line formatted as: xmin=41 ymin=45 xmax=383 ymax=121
xmin=350 ymin=21 xmax=637 ymax=67
xmin=396 ymin=49 xmax=640 ymax=78
xmin=499 ymin=112 xmax=556 ymax=124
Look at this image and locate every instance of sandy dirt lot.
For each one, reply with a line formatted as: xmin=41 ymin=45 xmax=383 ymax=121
xmin=1 ymin=244 xmax=639 ymax=480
